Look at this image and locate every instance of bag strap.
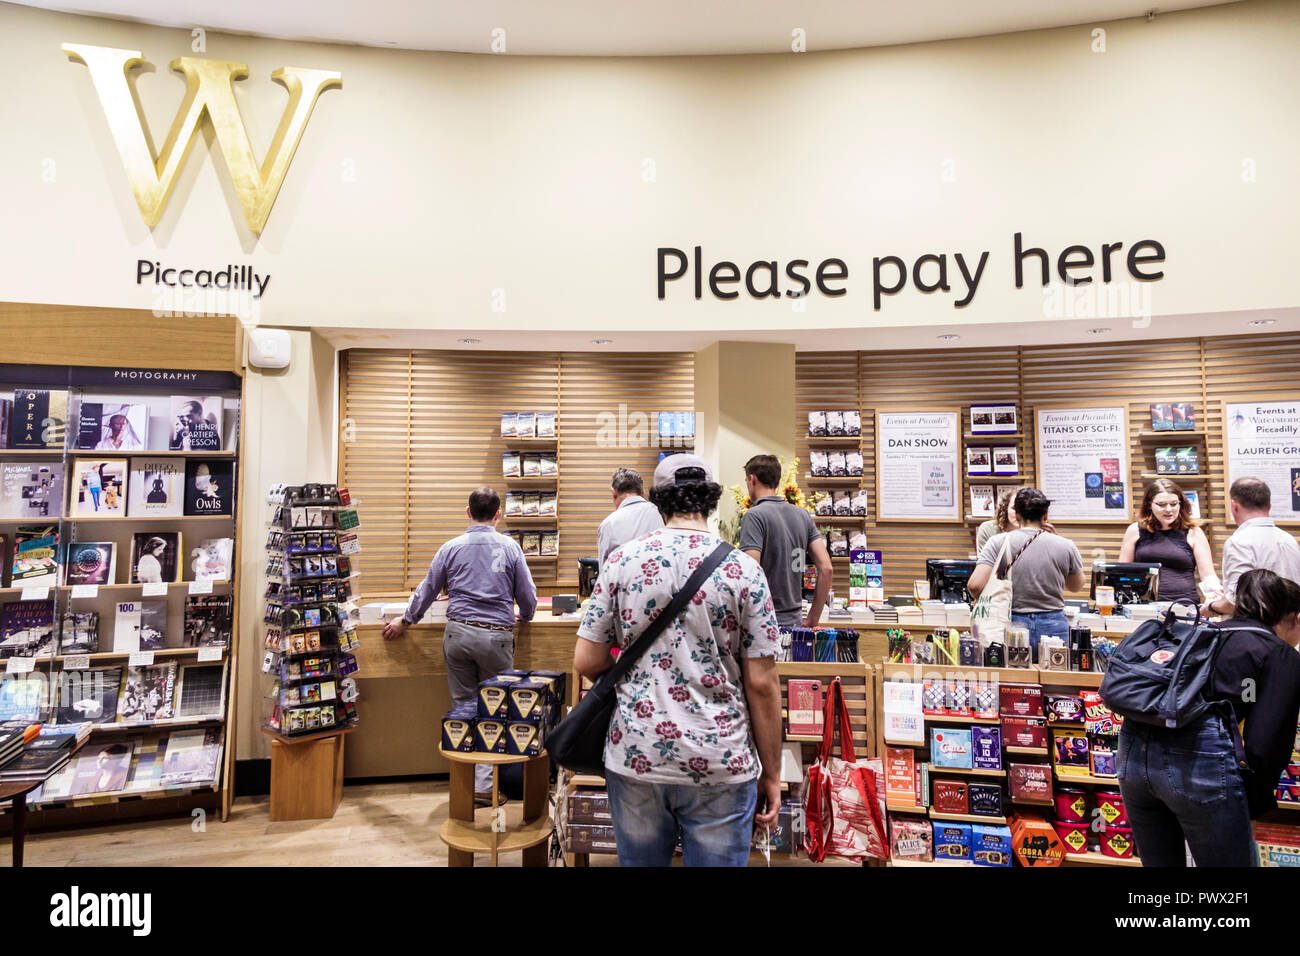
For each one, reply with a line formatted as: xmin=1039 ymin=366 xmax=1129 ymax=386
xmin=1005 ymin=529 xmax=1046 ymax=573
xmin=600 ymin=540 xmax=734 ymax=688
xmin=816 ymin=678 xmax=857 ymax=763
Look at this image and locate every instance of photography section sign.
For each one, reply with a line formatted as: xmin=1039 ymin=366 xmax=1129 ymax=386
xmin=1225 ymin=401 xmax=1300 ymax=522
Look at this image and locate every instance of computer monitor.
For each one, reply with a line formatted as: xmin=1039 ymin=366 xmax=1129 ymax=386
xmin=1091 ymin=562 xmax=1161 ymax=605
xmin=925 ymin=559 xmax=978 ymax=604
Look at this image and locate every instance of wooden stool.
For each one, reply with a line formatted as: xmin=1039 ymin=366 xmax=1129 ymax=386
xmin=263 ymin=727 xmax=353 ymax=822
xmin=439 ymin=749 xmax=553 ymax=867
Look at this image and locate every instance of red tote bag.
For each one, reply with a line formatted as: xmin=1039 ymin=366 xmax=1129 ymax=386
xmin=803 ymin=678 xmax=889 ymax=862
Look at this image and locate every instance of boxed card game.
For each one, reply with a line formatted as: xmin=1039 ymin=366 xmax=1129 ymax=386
xmin=933 ymin=779 xmax=969 ymax=814
xmin=1001 ymin=716 xmax=1048 ymax=749
xmin=933 ymin=822 xmax=972 ymax=861
xmin=890 ymin=817 xmax=933 ymax=862
xmin=930 ymin=728 xmax=973 ymax=769
xmin=999 ymin=683 xmax=1043 ymax=717
xmin=1009 ymin=763 xmax=1052 ymax=802
xmin=473 ymin=718 xmax=508 ymax=754
xmin=506 ymin=721 xmax=545 ymax=757
xmin=968 ymin=782 xmax=1003 ymax=817
xmin=441 ymin=705 xmax=476 ymax=753
xmin=477 ymin=677 xmax=513 ymax=720
xmin=971 ymin=725 xmax=1002 ymax=770
xmin=972 ymin=824 xmax=1014 ymax=867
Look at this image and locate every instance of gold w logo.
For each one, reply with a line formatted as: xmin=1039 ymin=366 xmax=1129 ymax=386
xmin=63 ymin=43 xmax=341 ymax=236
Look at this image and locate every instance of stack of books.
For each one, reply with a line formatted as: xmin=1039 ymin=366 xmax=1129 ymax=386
xmin=0 ymin=720 xmax=35 ymax=767
xmin=868 ymin=603 xmax=899 ymax=625
xmin=0 ymin=727 xmax=81 ymax=782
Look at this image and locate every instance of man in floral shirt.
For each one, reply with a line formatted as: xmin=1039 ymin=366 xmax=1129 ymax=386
xmin=574 ymin=454 xmax=783 ymax=867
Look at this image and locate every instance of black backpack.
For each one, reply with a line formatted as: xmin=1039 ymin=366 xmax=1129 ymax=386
xmin=1099 ymin=602 xmax=1265 ymax=769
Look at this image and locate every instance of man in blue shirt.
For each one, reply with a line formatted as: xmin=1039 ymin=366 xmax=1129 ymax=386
xmin=384 ymin=486 xmax=537 ymax=803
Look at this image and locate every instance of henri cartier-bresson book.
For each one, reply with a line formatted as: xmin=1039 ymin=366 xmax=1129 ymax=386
xmin=77 ymin=400 xmax=147 ymax=451
xmin=0 ymin=462 xmax=63 ymax=519
xmin=9 ymin=389 xmax=67 ymax=448
xmin=70 ymin=458 xmax=128 ymax=517
xmin=128 ymin=458 xmax=184 ymax=517
xmin=168 ymin=396 xmax=223 ymax=451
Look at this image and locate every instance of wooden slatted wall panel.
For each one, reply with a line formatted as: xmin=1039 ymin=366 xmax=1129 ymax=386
xmin=793 ymin=352 xmax=861 ymax=578
xmin=1019 ymin=339 xmax=1208 ymax=577
xmin=339 ymin=350 xmax=413 ymax=594
xmin=408 ymin=350 xmax=562 ymax=590
xmin=1203 ymin=332 xmax=1300 ymax=526
xmin=796 ymin=335 xmax=1300 ymax=597
xmin=557 ymin=352 xmax=695 ymax=586
xmin=339 ymin=349 xmax=692 ymax=600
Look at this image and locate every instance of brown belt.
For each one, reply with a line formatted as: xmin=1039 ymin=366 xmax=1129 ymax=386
xmin=447 ymin=617 xmax=514 ymax=632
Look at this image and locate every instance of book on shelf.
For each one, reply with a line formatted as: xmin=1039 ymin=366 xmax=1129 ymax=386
xmin=168 ymin=396 xmax=223 ymax=451
xmin=0 ymin=742 xmax=73 ymax=782
xmin=189 ymin=537 xmax=233 ymax=582
xmin=127 ymin=458 xmax=185 ymax=517
xmin=117 ymin=661 xmax=177 ymax=722
xmin=540 ymin=532 xmax=558 ymax=556
xmin=76 ymin=400 xmax=148 ymax=451
xmin=521 ymin=454 xmax=541 ymax=477
xmin=808 ymin=411 xmax=828 ymax=437
xmin=521 ymin=532 xmax=541 ymax=556
xmin=130 ymin=531 xmax=182 ymax=583
xmin=786 ymin=679 xmax=823 ymax=737
xmin=515 ymin=412 xmax=536 ymax=439
xmin=504 ymin=491 xmax=522 ymax=516
xmin=0 ymin=461 xmax=63 ymax=519
xmin=522 ymin=492 xmax=540 ymax=517
xmin=501 ymin=451 xmax=521 ymax=478
xmin=0 ymin=399 xmax=9 ymax=449
xmin=176 ymin=663 xmax=225 ymax=716
xmin=657 ymin=412 xmax=675 ymax=439
xmin=885 ymin=747 xmax=916 ymax=801
xmin=113 ymin=600 xmax=167 ymax=652
xmin=536 ymin=411 xmax=556 ymax=438
xmin=969 ymin=484 xmax=995 ymax=519
xmin=60 ymin=611 xmax=100 ymax=654
xmin=57 ymin=666 xmax=121 ymax=725
xmin=69 ymin=458 xmax=128 ymax=517
xmin=159 ymin=727 xmax=222 ymax=785
xmin=1185 ymin=490 xmax=1201 ymax=519
xmin=500 ymin=412 xmax=517 ymax=439
xmin=0 ymin=673 xmax=47 ymax=722
xmin=0 ymin=599 xmax=55 ymax=658
xmin=826 ymin=411 xmax=845 ymax=436
xmin=184 ymin=459 xmax=235 ymax=516
xmin=184 ymin=594 xmax=232 ymax=648
xmin=69 ymin=740 xmax=135 ymax=795
xmin=8 ymin=388 xmax=67 ymax=449
xmin=63 ymin=541 xmax=117 ymax=586
xmin=539 ymin=492 xmax=558 ymax=516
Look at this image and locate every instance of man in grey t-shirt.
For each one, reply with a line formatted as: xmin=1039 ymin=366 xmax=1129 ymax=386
xmin=738 ymin=455 xmax=833 ymax=627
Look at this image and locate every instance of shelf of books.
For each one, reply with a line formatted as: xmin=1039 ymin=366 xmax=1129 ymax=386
xmin=0 ymin=365 xmax=241 ymax=822
xmin=260 ymin=483 xmax=363 ymax=740
xmin=877 ymin=657 xmax=1144 ymax=867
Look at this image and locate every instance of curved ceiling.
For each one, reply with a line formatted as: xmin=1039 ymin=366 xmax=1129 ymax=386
xmin=11 ymin=0 xmax=1238 ymax=56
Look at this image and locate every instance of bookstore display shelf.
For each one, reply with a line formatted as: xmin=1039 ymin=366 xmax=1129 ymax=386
xmin=31 ymin=782 xmax=219 ymax=811
xmin=1053 ymin=769 xmax=1119 ymax=787
xmin=803 ymin=476 xmax=863 ymax=485
xmin=928 ymin=767 xmax=1007 ymax=779
xmin=571 ymin=774 xmax=606 ymax=788
xmin=1061 ymin=851 xmax=1143 ymax=867
xmin=889 ymin=857 xmax=973 ymax=868
xmin=65 ymin=449 xmax=237 ymax=458
xmin=929 ymin=809 xmax=1007 ymax=825
xmin=262 ymin=725 xmax=354 ymax=747
xmin=1005 ymin=746 xmax=1049 ymax=755
xmin=68 ymin=514 xmax=235 ymax=523
xmin=805 ymin=436 xmax=863 ymax=444
xmin=1137 ymin=430 xmax=1206 ymax=439
xmin=503 ymin=516 xmax=560 ymax=524
xmin=964 ymin=473 xmax=1026 ymax=482
xmin=90 ymin=715 xmax=225 ymax=734
xmin=505 ymin=476 xmax=559 ymax=484
xmin=786 ymin=733 xmax=823 ymax=742
xmin=441 ymin=813 xmax=555 ymax=855
xmin=1040 ymin=671 xmax=1104 ymax=689
xmin=524 ymin=555 xmax=560 ymax=563
xmin=1278 ymin=802 xmax=1300 ymax=811
xmin=815 ymin=516 xmax=869 ymax=525
xmin=963 ymin=432 xmax=1022 ymax=440
xmin=506 ymin=438 xmax=560 ymax=445
xmin=1139 ymin=473 xmax=1207 ymax=482
xmin=923 ymin=715 xmax=1001 ymax=726
xmin=887 ymin=800 xmax=926 ymax=813
xmin=1010 ymin=795 xmax=1055 ymax=807
xmin=884 ymin=738 xmax=925 ymax=748
xmin=0 ymin=581 xmax=230 ymax=596
xmin=23 ymin=647 xmax=227 ymax=664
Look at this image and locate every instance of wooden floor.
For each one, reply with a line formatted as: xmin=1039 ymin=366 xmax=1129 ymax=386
xmin=5 ymin=780 xmax=609 ymax=867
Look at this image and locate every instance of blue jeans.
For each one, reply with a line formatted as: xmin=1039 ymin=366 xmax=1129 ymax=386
xmin=1117 ymin=717 xmax=1255 ymax=867
xmin=605 ymin=771 xmax=757 ymax=867
xmin=1011 ymin=610 xmax=1070 ymax=664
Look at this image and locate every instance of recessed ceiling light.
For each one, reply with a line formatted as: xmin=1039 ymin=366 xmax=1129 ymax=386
xmin=1085 ymin=327 xmax=1111 ymax=335
xmin=590 ymin=339 xmax=613 ymax=345
xmin=458 ymin=338 xmax=480 ymax=344
xmin=1249 ymin=319 xmax=1276 ymax=327
xmin=937 ymin=334 xmax=960 ymax=341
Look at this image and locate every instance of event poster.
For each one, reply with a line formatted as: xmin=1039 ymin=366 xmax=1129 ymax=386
xmin=1035 ymin=405 xmax=1129 ymax=521
xmin=876 ymin=411 xmax=960 ymax=521
xmin=1225 ymin=401 xmax=1300 ymax=521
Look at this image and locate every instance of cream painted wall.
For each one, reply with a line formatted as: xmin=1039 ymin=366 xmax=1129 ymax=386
xmin=0 ymin=1 xmax=1297 ymax=337
xmin=695 ymin=342 xmax=797 ymax=537
xmin=236 ymin=329 xmax=336 ymax=760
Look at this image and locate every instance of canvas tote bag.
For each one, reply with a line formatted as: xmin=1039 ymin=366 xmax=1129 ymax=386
xmin=804 ymin=678 xmax=888 ymax=862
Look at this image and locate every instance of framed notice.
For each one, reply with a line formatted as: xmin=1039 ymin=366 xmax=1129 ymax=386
xmin=875 ymin=409 xmax=961 ymax=522
xmin=1224 ymin=400 xmax=1300 ymax=524
xmin=1034 ymin=404 xmax=1130 ymax=522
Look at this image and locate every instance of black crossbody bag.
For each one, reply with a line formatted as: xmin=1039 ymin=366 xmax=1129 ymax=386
xmin=547 ymin=541 xmax=733 ymax=776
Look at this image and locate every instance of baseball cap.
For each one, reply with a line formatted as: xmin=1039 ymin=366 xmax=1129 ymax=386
xmin=653 ymin=453 xmax=714 ymax=489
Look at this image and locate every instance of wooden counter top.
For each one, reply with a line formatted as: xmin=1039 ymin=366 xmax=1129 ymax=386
xmin=355 ymin=616 xmax=584 ymax=681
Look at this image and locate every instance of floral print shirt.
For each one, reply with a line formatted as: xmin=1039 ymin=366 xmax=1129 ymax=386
xmin=577 ymin=528 xmax=780 ymax=785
